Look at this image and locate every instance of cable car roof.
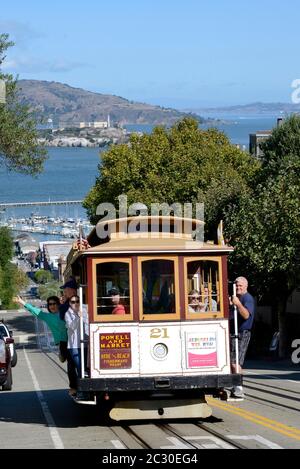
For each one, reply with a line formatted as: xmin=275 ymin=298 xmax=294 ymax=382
xmin=67 ymin=216 xmax=233 ymax=266
xmin=87 ymin=215 xmax=205 ymax=248
xmin=82 ymin=237 xmax=233 ymax=254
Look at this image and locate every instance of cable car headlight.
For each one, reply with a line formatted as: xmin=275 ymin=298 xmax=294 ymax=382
xmin=152 ymin=343 xmax=168 ymax=360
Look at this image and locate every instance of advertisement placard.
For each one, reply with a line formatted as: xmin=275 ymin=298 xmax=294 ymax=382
xmin=186 ymin=332 xmax=218 ymax=368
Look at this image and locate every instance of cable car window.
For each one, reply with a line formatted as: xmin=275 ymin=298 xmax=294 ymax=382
xmin=186 ymin=259 xmax=222 ymax=317
xmin=141 ymin=259 xmax=176 ymax=315
xmin=96 ymin=262 xmax=131 ymax=316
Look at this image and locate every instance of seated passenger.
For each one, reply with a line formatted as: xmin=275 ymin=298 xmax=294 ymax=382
xmin=188 ymin=290 xmax=201 ymax=313
xmin=199 ymin=285 xmax=218 ymax=312
xmin=108 ymin=287 xmax=126 ymax=315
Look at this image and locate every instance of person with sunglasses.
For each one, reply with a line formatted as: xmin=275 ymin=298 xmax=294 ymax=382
xmin=13 ymin=295 xmax=67 ymax=347
xmin=64 ymin=295 xmax=89 ymax=398
xmin=188 ymin=290 xmax=202 ymax=313
xmin=58 ymin=278 xmax=78 ymax=396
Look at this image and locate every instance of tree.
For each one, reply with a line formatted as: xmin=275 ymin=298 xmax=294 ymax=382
xmin=0 ymin=227 xmax=29 ymax=308
xmin=0 ymin=33 xmax=47 ymax=174
xmin=0 ymin=263 xmax=29 ymax=308
xmin=0 ymin=227 xmax=14 ymax=269
xmin=84 ymin=118 xmax=259 ymax=237
xmin=38 ymin=281 xmax=61 ymax=301
xmin=34 ymin=269 xmax=54 ymax=284
xmin=225 ymin=115 xmax=300 ymax=357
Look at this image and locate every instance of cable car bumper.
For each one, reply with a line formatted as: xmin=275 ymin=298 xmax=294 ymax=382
xmin=78 ymin=373 xmax=242 ymax=392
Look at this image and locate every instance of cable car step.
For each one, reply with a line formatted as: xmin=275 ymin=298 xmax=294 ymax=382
xmin=71 ymin=395 xmax=97 ymax=405
xmin=109 ymin=399 xmax=212 ymax=421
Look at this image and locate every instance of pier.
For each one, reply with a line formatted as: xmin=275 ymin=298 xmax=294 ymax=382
xmin=0 ymin=200 xmax=83 ymax=209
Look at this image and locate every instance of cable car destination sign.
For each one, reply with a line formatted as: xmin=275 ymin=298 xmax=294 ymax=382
xmin=100 ymin=333 xmax=132 ymax=369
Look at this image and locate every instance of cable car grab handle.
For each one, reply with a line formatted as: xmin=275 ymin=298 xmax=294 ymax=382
xmin=233 ymin=283 xmax=239 ymax=372
xmin=79 ymin=286 xmax=85 ymax=379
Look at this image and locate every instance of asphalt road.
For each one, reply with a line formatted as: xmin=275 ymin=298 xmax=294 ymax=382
xmin=1 ymin=309 xmax=300 ymax=450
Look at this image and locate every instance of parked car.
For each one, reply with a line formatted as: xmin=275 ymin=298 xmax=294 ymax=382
xmin=0 ymin=321 xmax=17 ymax=367
xmin=0 ymin=336 xmax=12 ymax=391
xmin=29 ymin=286 xmax=38 ymax=297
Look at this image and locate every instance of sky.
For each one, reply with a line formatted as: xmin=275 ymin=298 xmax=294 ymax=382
xmin=1 ymin=0 xmax=300 ymax=108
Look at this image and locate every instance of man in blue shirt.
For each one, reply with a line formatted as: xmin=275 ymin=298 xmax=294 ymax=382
xmin=59 ymin=278 xmax=78 ymax=321
xmin=230 ymin=276 xmax=255 ymax=398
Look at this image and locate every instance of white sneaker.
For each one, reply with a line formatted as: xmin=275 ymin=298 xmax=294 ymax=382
xmin=230 ymin=386 xmax=245 ymax=398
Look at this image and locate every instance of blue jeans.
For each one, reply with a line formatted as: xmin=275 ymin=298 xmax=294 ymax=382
xmin=69 ymin=348 xmax=87 ymax=378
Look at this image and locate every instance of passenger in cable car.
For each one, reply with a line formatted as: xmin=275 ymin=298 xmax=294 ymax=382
xmin=199 ymin=284 xmax=218 ymax=312
xmin=188 ymin=290 xmax=202 ymax=313
xmin=64 ymin=295 xmax=89 ymax=399
xmin=108 ymin=288 xmax=126 ymax=315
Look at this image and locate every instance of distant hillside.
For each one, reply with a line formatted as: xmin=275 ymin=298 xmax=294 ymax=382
xmin=17 ymin=80 xmax=203 ymax=126
xmin=186 ymin=102 xmax=300 ymax=116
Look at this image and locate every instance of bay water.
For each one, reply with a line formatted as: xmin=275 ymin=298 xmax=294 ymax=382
xmin=0 ymin=117 xmax=279 ymax=240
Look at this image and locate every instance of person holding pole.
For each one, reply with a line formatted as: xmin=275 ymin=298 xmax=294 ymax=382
xmin=59 ymin=278 xmax=79 ymax=396
xmin=229 ymin=276 xmax=255 ymax=398
xmin=64 ymin=294 xmax=89 ymax=400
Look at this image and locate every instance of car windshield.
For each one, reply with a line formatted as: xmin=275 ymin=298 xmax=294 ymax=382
xmin=0 ymin=325 xmax=7 ymax=339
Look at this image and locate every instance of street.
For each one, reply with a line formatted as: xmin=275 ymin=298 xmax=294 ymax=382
xmin=0 ymin=310 xmax=300 ymax=450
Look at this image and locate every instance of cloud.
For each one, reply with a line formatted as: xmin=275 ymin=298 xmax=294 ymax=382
xmin=0 ymin=20 xmax=43 ymax=48
xmin=0 ymin=20 xmax=90 ymax=74
xmin=2 ymin=56 xmax=89 ymax=74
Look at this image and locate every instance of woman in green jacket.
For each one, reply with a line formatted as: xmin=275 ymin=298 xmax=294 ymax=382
xmin=14 ymin=295 xmax=67 ymax=345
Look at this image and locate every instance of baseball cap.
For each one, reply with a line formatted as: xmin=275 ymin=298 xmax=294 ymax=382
xmin=60 ymin=278 xmax=78 ymax=290
xmin=108 ymin=287 xmax=120 ymax=295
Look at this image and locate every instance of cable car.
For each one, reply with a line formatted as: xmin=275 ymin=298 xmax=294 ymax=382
xmin=64 ymin=216 xmax=241 ymax=420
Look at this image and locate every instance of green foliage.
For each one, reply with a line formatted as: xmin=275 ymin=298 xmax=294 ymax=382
xmin=0 ymin=227 xmax=14 ymax=269
xmin=225 ymin=115 xmax=300 ymax=356
xmin=0 ymin=263 xmax=29 ymax=309
xmin=84 ymin=117 xmax=259 ymax=237
xmin=34 ymin=269 xmax=54 ymax=284
xmin=14 ymin=265 xmax=30 ymax=291
xmin=0 ymin=33 xmax=47 ymax=175
xmin=38 ymin=281 xmax=61 ymax=300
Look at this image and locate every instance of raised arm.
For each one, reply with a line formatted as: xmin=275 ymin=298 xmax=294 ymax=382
xmin=13 ymin=296 xmax=43 ymax=318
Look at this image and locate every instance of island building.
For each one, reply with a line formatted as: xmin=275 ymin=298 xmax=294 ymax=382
xmin=58 ymin=115 xmax=111 ymax=130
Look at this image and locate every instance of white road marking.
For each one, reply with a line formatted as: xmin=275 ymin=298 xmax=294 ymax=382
xmin=111 ymin=440 xmax=126 ymax=449
xmin=160 ymin=437 xmax=192 ymax=449
xmin=229 ymin=434 xmax=283 ymax=449
xmin=184 ymin=435 xmax=233 ymax=449
xmin=23 ymin=347 xmax=64 ymax=449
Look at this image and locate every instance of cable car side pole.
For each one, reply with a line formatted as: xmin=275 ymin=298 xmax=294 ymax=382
xmin=233 ymin=283 xmax=239 ymax=372
xmin=79 ymin=286 xmax=85 ymax=379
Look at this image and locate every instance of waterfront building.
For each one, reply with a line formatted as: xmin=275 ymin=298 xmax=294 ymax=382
xmin=92 ymin=121 xmax=108 ymax=129
xmin=249 ymin=118 xmax=283 ymax=157
xmin=79 ymin=121 xmax=109 ymax=129
xmin=39 ymin=241 xmax=73 ymax=278
xmin=15 ymin=234 xmax=39 ymax=258
xmin=249 ymin=130 xmax=272 ymax=157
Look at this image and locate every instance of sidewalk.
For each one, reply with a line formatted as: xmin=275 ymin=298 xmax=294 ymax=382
xmin=245 ymin=358 xmax=300 ymax=372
